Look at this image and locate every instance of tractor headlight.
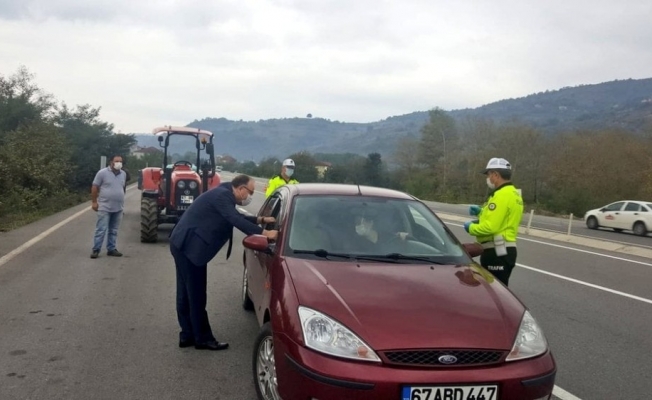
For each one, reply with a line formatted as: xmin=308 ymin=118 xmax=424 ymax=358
xmin=177 ymin=181 xmax=186 ymax=189
xmin=189 ymin=181 xmax=198 ymax=190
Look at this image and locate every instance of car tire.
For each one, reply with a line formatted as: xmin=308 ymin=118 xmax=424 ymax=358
xmin=586 ymin=216 xmax=599 ymax=230
xmin=633 ymin=221 xmax=647 ymax=236
xmin=253 ymin=322 xmax=281 ymax=400
xmin=242 ymin=253 xmax=254 ymax=311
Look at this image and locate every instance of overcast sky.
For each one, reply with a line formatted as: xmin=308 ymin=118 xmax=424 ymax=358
xmin=1 ymin=0 xmax=651 ymax=133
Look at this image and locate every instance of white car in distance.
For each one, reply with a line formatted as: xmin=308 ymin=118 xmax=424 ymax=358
xmin=584 ymin=200 xmax=652 ymax=236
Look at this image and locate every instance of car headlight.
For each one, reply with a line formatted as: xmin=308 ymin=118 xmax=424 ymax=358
xmin=298 ymin=306 xmax=380 ymax=362
xmin=177 ymin=180 xmax=186 ymax=189
xmin=188 ymin=181 xmax=198 ymax=189
xmin=506 ymin=310 xmax=548 ymax=362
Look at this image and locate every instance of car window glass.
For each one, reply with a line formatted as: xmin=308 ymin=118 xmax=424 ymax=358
xmin=260 ymin=196 xmax=279 ymax=218
xmin=645 ymin=204 xmax=652 ymax=211
xmin=605 ymin=202 xmax=625 ymax=211
xmin=286 ymin=196 xmax=466 ymax=262
xmin=624 ymin=202 xmax=640 ymax=212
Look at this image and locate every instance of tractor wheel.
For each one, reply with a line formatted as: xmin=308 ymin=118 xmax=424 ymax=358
xmin=141 ymin=197 xmax=159 ymax=243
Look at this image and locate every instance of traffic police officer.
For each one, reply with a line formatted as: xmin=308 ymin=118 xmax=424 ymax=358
xmin=265 ymin=158 xmax=299 ymax=198
xmin=464 ymin=158 xmax=523 ymax=286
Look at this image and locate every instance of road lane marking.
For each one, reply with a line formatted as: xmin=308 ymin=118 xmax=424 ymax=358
xmin=517 ymin=262 xmax=652 ymax=305
xmin=446 ymin=222 xmax=652 ymax=267
xmin=0 ymin=185 xmax=138 ymax=268
xmin=0 ymin=207 xmax=91 ymax=268
xmin=518 ymin=238 xmax=652 ymax=267
xmin=554 ymin=385 xmax=582 ymax=400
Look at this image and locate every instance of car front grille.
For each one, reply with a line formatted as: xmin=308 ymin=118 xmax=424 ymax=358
xmin=381 ymin=349 xmax=505 ymax=367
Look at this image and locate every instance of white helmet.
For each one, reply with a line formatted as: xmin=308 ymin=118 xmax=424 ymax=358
xmin=282 ymin=158 xmax=295 ymax=168
xmin=482 ymin=157 xmax=511 ymax=174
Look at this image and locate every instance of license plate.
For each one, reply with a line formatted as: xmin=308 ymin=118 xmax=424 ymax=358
xmin=402 ymin=385 xmax=498 ymax=400
xmin=180 ymin=195 xmax=194 ymax=204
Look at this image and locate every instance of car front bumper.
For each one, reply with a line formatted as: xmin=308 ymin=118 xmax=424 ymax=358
xmin=274 ymin=333 xmax=556 ymax=400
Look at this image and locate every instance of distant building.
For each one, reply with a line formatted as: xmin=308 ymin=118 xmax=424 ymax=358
xmin=130 ymin=146 xmax=162 ymax=159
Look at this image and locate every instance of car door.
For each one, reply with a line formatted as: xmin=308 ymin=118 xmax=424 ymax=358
xmin=599 ymin=201 xmax=625 ymax=229
xmin=249 ymin=192 xmax=285 ymax=322
xmin=246 ymin=194 xmax=280 ymax=319
xmin=619 ymin=202 xmax=641 ymax=230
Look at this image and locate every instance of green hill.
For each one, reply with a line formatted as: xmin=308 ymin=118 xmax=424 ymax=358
xmin=134 ymin=77 xmax=652 ymax=161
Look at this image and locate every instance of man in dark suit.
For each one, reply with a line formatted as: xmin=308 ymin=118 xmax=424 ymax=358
xmin=169 ymin=174 xmax=278 ymax=350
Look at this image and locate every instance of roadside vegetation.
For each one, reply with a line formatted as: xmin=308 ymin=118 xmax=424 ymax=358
xmin=0 ymin=67 xmax=136 ymax=231
xmin=227 ymin=108 xmax=652 ymax=217
xmin=3 ymin=66 xmax=651 ymax=231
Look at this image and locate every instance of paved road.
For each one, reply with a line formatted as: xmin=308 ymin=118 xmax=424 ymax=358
xmin=0 ymin=175 xmax=650 ymax=399
xmin=426 ymin=201 xmax=652 ymax=249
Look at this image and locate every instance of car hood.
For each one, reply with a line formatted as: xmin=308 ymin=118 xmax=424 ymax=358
xmin=286 ymin=258 xmax=525 ymax=351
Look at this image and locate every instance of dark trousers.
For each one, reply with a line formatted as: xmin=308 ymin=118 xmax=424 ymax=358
xmin=170 ymin=243 xmax=215 ymax=343
xmin=480 ymin=247 xmax=518 ymax=286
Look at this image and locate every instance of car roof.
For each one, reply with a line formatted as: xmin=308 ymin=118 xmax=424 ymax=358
xmin=282 ymin=183 xmax=417 ymax=200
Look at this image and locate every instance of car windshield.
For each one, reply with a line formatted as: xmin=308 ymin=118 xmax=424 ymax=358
xmin=286 ymin=195 xmax=467 ymax=264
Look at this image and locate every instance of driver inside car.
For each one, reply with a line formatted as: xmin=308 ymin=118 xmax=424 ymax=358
xmin=354 ymin=210 xmax=409 ymax=251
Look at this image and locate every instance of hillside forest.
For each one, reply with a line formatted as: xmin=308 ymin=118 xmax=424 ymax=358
xmin=2 ymin=66 xmax=652 ymax=230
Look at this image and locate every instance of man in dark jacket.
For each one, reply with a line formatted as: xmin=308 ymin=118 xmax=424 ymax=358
xmin=169 ymin=174 xmax=277 ymax=350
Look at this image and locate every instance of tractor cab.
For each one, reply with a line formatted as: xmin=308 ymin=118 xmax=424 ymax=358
xmin=138 ymin=126 xmax=221 ymax=242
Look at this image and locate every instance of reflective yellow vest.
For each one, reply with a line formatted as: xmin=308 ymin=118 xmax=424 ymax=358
xmin=468 ymin=183 xmax=523 ymax=243
xmin=265 ymin=175 xmax=299 ymax=197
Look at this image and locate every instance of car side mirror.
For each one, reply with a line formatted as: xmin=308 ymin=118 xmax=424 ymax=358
xmin=463 ymin=243 xmax=483 ymax=258
xmin=243 ymin=234 xmax=272 ymax=253
xmin=600 ymin=208 xmax=606 ymax=212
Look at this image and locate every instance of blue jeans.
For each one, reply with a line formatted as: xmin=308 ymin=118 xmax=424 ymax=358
xmin=93 ymin=210 xmax=123 ymax=252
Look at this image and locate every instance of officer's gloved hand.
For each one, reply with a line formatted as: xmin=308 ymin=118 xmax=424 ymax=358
xmin=463 ymin=221 xmax=474 ymax=233
xmin=469 ymin=205 xmax=481 ymax=216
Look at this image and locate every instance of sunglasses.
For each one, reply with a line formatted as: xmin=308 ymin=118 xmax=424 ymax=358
xmin=241 ymin=186 xmax=255 ymax=195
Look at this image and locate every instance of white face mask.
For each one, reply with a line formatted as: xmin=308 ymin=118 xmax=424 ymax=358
xmin=285 ymin=168 xmax=294 ymax=178
xmin=355 ymin=220 xmax=372 ymax=236
xmin=113 ymin=162 xmax=123 ymax=170
xmin=486 ymin=177 xmax=495 ymax=190
xmin=240 ymin=194 xmax=253 ymax=206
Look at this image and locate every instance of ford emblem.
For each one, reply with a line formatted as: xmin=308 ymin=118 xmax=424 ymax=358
xmin=184 ymin=190 xmax=190 ymax=195
xmin=438 ymin=355 xmax=458 ymax=365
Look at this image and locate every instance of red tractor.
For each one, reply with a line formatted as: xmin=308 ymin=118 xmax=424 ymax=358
xmin=138 ymin=126 xmax=221 ymax=242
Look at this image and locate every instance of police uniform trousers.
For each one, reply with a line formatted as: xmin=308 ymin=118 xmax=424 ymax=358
xmin=170 ymin=243 xmax=215 ymax=343
xmin=480 ymin=247 xmax=518 ymax=287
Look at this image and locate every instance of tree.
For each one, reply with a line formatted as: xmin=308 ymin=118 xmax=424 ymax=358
xmin=418 ymin=108 xmax=458 ymax=197
xmin=0 ymin=122 xmax=71 ymax=214
xmin=287 ymin=151 xmax=319 ymax=182
xmin=256 ymin=157 xmax=281 ymax=178
xmin=0 ymin=66 xmax=55 ymax=137
xmin=55 ymin=103 xmax=135 ymax=190
xmin=362 ymin=153 xmax=386 ymax=187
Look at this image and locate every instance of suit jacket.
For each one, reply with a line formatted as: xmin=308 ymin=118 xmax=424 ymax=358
xmin=170 ymin=182 xmax=263 ymax=266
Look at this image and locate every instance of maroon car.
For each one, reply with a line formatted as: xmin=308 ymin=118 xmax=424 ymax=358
xmin=242 ymin=183 xmax=556 ymax=400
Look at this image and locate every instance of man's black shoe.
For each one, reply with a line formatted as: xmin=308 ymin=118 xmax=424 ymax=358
xmin=179 ymin=339 xmax=195 ymax=348
xmin=90 ymin=250 xmax=99 ymax=259
xmin=195 ymin=341 xmax=229 ymax=351
xmin=107 ymin=249 xmax=123 ymax=257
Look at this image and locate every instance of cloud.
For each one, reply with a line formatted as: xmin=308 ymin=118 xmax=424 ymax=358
xmin=1 ymin=0 xmax=651 ymax=132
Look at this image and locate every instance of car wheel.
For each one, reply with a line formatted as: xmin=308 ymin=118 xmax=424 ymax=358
xmin=586 ymin=216 xmax=599 ymax=229
xmin=633 ymin=221 xmax=647 ymax=236
xmin=242 ymin=254 xmax=254 ymax=311
xmin=253 ymin=322 xmax=281 ymax=400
